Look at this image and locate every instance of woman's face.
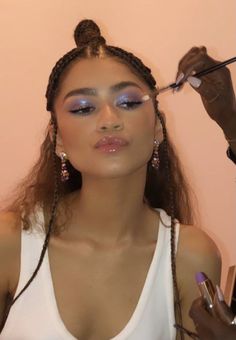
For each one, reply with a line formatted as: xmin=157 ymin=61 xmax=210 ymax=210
xmin=54 ymin=57 xmax=161 ymax=179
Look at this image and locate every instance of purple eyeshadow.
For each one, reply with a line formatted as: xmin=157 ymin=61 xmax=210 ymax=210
xmin=66 ymin=98 xmax=93 ymax=110
xmin=115 ymin=92 xmax=143 ymax=105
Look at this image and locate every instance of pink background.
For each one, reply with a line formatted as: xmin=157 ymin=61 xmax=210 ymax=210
xmin=0 ymin=0 xmax=235 ymax=286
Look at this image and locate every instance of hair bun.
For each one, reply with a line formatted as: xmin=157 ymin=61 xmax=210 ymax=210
xmin=74 ymin=19 xmax=106 ymax=48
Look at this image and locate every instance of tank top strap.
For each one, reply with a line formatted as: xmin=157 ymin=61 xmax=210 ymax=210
xmin=156 ymin=208 xmax=180 ymax=254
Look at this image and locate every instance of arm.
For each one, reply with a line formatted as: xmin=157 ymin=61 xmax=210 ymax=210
xmin=0 ymin=212 xmax=21 ymax=330
xmin=176 ymin=225 xmax=221 ymax=338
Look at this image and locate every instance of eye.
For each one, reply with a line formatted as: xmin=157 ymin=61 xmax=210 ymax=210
xmin=117 ymin=100 xmax=143 ymax=110
xmin=69 ymin=105 xmax=95 ymax=115
xmin=67 ymin=98 xmax=96 ymax=115
xmin=115 ymin=93 xmax=144 ymax=110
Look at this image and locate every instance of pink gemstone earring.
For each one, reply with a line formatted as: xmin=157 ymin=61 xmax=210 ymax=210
xmin=151 ymin=139 xmax=160 ymax=169
xmin=60 ymin=152 xmax=69 ymax=182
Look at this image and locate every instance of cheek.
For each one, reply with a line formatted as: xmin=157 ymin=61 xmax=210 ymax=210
xmin=56 ymin=116 xmax=93 ymax=164
xmin=134 ymin=103 xmax=156 ymax=130
xmin=130 ymin=109 xmax=156 ymax=152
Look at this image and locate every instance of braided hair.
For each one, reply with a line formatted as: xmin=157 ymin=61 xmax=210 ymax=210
xmin=3 ymin=19 xmax=194 ymax=338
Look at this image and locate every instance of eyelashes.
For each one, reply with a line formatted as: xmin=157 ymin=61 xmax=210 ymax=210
xmin=67 ymin=94 xmax=147 ymax=116
xmin=70 ymin=105 xmax=95 ymax=115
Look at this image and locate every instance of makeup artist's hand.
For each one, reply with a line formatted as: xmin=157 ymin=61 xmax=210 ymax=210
xmin=175 ymin=47 xmax=236 ymax=147
xmin=189 ymin=291 xmax=236 ymax=340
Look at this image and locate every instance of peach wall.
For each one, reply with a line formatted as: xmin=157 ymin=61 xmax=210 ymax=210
xmin=0 ymin=0 xmax=235 ymax=286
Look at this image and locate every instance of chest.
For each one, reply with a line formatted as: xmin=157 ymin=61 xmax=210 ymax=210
xmin=48 ymin=239 xmax=156 ymax=339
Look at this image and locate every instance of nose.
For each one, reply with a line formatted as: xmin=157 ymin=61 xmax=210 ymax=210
xmin=96 ymin=103 xmax=124 ymax=132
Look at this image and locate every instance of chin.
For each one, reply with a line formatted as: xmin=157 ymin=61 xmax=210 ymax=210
xmin=85 ymin=161 xmax=148 ymax=179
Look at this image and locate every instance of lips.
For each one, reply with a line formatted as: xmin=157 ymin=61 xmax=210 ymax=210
xmin=94 ymin=136 xmax=129 ymax=153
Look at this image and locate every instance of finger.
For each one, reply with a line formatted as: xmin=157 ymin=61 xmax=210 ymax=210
xmin=177 ymin=54 xmax=216 ymax=81
xmin=189 ymin=298 xmax=221 ymax=339
xmin=187 ymin=75 xmax=223 ymax=103
xmin=177 ymin=46 xmax=209 ymax=78
xmin=199 ymin=45 xmax=207 ymax=54
xmin=176 ymin=51 xmax=220 ymax=88
xmin=187 ymin=76 xmax=202 ymax=89
xmin=189 ymin=298 xmax=215 ymax=326
xmin=214 ymin=286 xmax=235 ymax=324
xmin=174 ymin=59 xmax=206 ymax=93
xmin=178 ymin=46 xmax=208 ymax=71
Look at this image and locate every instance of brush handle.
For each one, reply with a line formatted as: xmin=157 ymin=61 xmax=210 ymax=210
xmin=159 ymin=56 xmax=236 ymax=92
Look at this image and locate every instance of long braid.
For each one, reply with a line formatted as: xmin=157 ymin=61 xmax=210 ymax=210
xmin=0 ymin=118 xmax=60 ymax=331
xmin=155 ymin=103 xmax=184 ymax=340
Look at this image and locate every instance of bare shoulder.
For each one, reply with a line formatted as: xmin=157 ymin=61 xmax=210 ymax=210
xmin=0 ymin=211 xmax=21 ymax=292
xmin=177 ymin=224 xmax=221 ymax=272
xmin=0 ymin=210 xmax=21 ymax=250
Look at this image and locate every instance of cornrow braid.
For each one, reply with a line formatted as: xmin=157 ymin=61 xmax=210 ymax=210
xmin=46 ymin=48 xmax=82 ymax=111
xmin=106 ymin=46 xmax=157 ymax=90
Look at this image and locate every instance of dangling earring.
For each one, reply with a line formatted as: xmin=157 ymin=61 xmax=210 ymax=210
xmin=151 ymin=139 xmax=160 ymax=169
xmin=60 ymin=152 xmax=69 ymax=182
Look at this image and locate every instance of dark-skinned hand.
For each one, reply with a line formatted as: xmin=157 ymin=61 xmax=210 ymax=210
xmin=175 ymin=46 xmax=236 ymax=142
xmin=189 ymin=291 xmax=236 ymax=340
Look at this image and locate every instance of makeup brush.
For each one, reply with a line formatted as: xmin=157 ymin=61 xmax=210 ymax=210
xmin=158 ymin=56 xmax=236 ymax=94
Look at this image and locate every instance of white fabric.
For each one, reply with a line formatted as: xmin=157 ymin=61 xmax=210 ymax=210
xmin=1 ymin=209 xmax=179 ymax=340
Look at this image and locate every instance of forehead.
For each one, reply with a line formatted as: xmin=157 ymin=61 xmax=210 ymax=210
xmin=58 ymin=57 xmax=150 ymax=94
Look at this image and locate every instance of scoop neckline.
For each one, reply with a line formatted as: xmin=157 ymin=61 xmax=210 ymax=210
xmin=43 ymin=209 xmax=167 ymax=339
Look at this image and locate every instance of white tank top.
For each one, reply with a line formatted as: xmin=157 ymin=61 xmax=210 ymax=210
xmin=1 ymin=208 xmax=179 ymax=340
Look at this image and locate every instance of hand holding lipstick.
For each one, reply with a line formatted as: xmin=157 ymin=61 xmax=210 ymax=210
xmin=189 ymin=273 xmax=236 ymax=340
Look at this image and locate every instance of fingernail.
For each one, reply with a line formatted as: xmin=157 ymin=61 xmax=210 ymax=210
xmin=216 ymin=285 xmax=224 ymax=302
xmin=175 ymin=72 xmax=185 ymax=85
xmin=187 ymin=76 xmax=202 ymax=88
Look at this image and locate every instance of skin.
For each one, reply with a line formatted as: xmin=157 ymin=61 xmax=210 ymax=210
xmin=0 ymin=57 xmax=221 ymax=340
xmin=175 ymin=46 xmax=236 ymax=156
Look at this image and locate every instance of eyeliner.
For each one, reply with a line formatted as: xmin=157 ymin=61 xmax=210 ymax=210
xmin=158 ymin=56 xmax=236 ymax=93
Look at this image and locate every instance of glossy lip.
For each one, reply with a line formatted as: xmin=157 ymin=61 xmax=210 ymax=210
xmin=95 ymin=136 xmax=129 ymax=148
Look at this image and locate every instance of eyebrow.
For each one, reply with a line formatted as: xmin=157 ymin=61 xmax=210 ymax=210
xmin=63 ymin=81 xmax=142 ymax=101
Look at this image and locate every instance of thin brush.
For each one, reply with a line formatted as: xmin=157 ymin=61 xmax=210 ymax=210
xmin=158 ymin=56 xmax=236 ymax=94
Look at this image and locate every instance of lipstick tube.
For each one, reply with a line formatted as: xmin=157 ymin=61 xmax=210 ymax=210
xmin=196 ymin=272 xmax=215 ymax=313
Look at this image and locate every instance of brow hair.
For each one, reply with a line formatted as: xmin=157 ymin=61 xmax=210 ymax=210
xmin=63 ymin=81 xmax=143 ymax=101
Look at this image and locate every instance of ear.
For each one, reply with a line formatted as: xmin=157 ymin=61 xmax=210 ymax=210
xmin=48 ymin=123 xmax=65 ymax=157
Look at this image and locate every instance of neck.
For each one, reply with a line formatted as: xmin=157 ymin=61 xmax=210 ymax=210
xmin=64 ymin=166 xmax=153 ymax=243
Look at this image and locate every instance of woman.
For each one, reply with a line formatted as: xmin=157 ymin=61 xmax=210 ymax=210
xmin=0 ymin=20 xmax=220 ymax=339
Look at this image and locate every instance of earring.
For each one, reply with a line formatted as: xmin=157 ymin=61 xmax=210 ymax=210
xmin=151 ymin=139 xmax=160 ymax=169
xmin=60 ymin=152 xmax=69 ymax=182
